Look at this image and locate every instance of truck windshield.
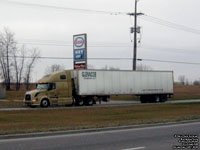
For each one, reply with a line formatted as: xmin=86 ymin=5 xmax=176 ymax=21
xmin=37 ymin=84 xmax=49 ymax=90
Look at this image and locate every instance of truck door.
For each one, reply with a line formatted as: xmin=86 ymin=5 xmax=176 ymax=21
xmin=48 ymin=83 xmax=58 ymax=105
xmin=57 ymin=73 xmax=72 ymax=105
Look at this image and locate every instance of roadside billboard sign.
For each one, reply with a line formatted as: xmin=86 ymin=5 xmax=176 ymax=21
xmin=73 ymin=34 xmax=87 ymax=69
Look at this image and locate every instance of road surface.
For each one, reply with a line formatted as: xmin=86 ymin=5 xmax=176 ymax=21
xmin=0 ymin=99 xmax=200 ymax=111
xmin=0 ymin=122 xmax=199 ymax=150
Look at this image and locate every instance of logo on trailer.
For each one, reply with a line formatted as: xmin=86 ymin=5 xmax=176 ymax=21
xmin=82 ymin=72 xmax=96 ymax=79
xmin=74 ymin=37 xmax=85 ymax=48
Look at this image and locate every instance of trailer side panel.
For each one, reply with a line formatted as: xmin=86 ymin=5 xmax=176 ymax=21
xmin=77 ymin=70 xmax=173 ymax=96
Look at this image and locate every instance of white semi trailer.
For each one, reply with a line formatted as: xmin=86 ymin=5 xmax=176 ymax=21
xmin=24 ymin=70 xmax=174 ymax=107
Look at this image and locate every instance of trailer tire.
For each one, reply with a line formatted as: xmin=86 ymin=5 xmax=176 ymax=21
xmin=140 ymin=96 xmax=147 ymax=103
xmin=154 ymin=95 xmax=160 ymax=103
xmin=40 ymin=99 xmax=49 ymax=108
xmin=160 ymin=95 xmax=168 ymax=102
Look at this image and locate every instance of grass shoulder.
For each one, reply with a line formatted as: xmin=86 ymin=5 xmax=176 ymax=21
xmin=0 ymin=103 xmax=200 ymax=135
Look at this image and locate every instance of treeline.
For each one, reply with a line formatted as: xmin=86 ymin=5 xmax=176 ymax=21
xmin=0 ymin=28 xmax=40 ymax=90
xmin=178 ymin=75 xmax=200 ymax=86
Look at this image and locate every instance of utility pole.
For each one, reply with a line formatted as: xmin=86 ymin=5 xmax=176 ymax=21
xmin=128 ymin=0 xmax=143 ymax=71
xmin=133 ymin=0 xmax=138 ymax=71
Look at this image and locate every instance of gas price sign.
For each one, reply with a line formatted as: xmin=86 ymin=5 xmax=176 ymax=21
xmin=73 ymin=34 xmax=87 ymax=69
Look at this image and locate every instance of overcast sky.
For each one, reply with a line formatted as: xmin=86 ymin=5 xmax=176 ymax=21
xmin=1 ymin=0 xmax=200 ymax=82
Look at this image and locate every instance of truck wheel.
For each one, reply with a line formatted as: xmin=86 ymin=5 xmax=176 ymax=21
xmin=41 ymin=99 xmax=49 ymax=108
xmin=160 ymin=95 xmax=168 ymax=102
xmin=85 ymin=97 xmax=94 ymax=106
xmin=75 ymin=98 xmax=84 ymax=106
xmin=71 ymin=97 xmax=75 ymax=106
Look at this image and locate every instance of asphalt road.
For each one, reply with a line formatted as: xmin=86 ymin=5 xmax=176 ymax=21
xmin=0 ymin=122 xmax=199 ymax=150
xmin=1 ymin=99 xmax=200 ymax=111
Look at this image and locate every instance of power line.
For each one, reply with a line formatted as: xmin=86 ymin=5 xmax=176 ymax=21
xmin=17 ymin=39 xmax=199 ymax=52
xmin=18 ymin=39 xmax=131 ymax=45
xmin=2 ymin=0 xmax=129 ymax=16
xmin=4 ymin=56 xmax=132 ymax=60
xmin=17 ymin=42 xmax=132 ymax=47
xmin=141 ymin=58 xmax=200 ymax=65
xmin=2 ymin=0 xmax=200 ymax=36
xmin=2 ymin=55 xmax=200 ymax=65
xmin=3 ymin=0 xmax=200 ymax=37
xmin=140 ymin=15 xmax=200 ymax=35
xmin=17 ymin=41 xmax=200 ymax=55
xmin=139 ymin=46 xmax=199 ymax=54
xmin=17 ymin=42 xmax=200 ymax=56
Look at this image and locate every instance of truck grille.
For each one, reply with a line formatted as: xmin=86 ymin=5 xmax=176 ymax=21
xmin=25 ymin=94 xmax=31 ymax=101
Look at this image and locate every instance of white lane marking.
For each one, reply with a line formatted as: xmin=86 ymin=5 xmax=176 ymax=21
xmin=122 ymin=146 xmax=146 ymax=150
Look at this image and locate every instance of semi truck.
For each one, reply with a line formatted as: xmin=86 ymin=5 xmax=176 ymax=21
xmin=24 ymin=70 xmax=174 ymax=107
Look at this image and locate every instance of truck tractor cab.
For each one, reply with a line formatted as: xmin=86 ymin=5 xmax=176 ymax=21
xmin=24 ymin=71 xmax=72 ymax=108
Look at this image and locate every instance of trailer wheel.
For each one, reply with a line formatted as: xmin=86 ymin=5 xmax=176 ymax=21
xmin=160 ymin=95 xmax=168 ymax=102
xmin=154 ymin=95 xmax=160 ymax=103
xmin=41 ymin=99 xmax=49 ymax=108
xmin=140 ymin=96 xmax=147 ymax=103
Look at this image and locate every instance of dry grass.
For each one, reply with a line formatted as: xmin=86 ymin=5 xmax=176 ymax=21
xmin=112 ymin=84 xmax=200 ymax=101
xmin=5 ymin=90 xmax=26 ymax=100
xmin=0 ymin=100 xmax=24 ymax=108
xmin=0 ymin=103 xmax=200 ymax=135
xmin=171 ymin=84 xmax=200 ymax=100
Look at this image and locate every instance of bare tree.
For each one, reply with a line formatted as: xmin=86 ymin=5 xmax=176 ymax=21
xmin=87 ymin=64 xmax=94 ymax=69
xmin=0 ymin=28 xmax=16 ymax=90
xmin=137 ymin=64 xmax=153 ymax=71
xmin=12 ymin=46 xmax=26 ymax=90
xmin=178 ymin=75 xmax=187 ymax=85
xmin=101 ymin=65 xmax=120 ymax=70
xmin=45 ymin=64 xmax=65 ymax=75
xmin=24 ymin=48 xmax=40 ymax=90
xmin=102 ymin=65 xmax=109 ymax=70
xmin=193 ymin=79 xmax=200 ymax=86
xmin=0 ymin=28 xmax=41 ymax=91
xmin=0 ymin=45 xmax=7 ymax=86
xmin=109 ymin=66 xmax=120 ymax=70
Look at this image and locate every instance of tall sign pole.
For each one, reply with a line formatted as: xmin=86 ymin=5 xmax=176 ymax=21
xmin=133 ymin=0 xmax=138 ymax=71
